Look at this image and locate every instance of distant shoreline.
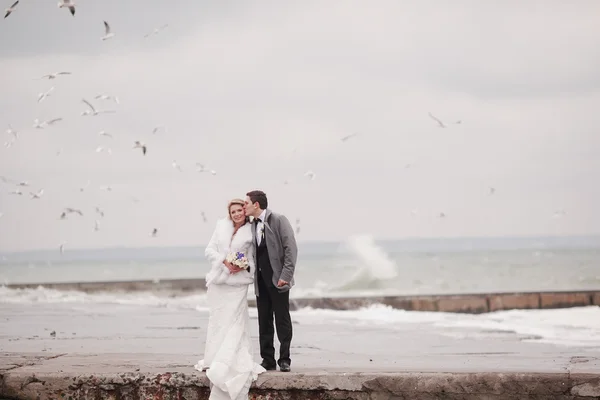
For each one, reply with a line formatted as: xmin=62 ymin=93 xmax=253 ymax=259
xmin=1 ymin=233 xmax=599 ymax=262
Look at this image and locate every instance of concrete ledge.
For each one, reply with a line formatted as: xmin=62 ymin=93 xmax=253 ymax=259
xmin=1 ymin=370 xmax=599 ymax=400
xmin=5 ymin=280 xmax=600 ymax=314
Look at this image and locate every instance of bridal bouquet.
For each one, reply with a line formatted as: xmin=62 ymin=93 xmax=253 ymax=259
xmin=225 ymin=251 xmax=250 ymax=270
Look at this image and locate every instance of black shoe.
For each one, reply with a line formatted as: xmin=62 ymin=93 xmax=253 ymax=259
xmin=261 ymin=361 xmax=276 ymax=371
xmin=279 ymin=361 xmax=291 ymax=372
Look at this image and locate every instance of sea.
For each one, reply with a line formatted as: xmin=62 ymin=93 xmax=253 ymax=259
xmin=1 ymin=234 xmax=600 ymax=348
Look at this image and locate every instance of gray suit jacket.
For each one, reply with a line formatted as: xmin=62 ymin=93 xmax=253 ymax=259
xmin=252 ymin=209 xmax=298 ymax=295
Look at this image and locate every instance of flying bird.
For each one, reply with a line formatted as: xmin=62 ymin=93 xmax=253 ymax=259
xmin=152 ymin=126 xmax=166 ymax=134
xmin=150 ymin=228 xmax=158 ymax=237
xmin=39 ymin=72 xmax=71 ymax=80
xmin=58 ymin=0 xmax=75 ymax=16
xmin=33 ymin=118 xmax=62 ymax=129
xmin=304 ymin=170 xmax=316 ymax=181
xmin=98 ymin=130 xmax=113 ymax=138
xmin=81 ymin=98 xmax=115 ymax=116
xmin=196 ymin=163 xmax=216 ymax=175
xmin=37 ymin=87 xmax=55 ymax=103
xmin=64 ymin=207 xmax=83 ymax=216
xmin=4 ymin=1 xmax=18 ymax=18
xmin=428 ymin=112 xmax=446 ymax=128
xmin=95 ymin=146 xmax=112 ymax=155
xmin=101 ymin=21 xmax=115 ymax=40
xmin=144 ymin=24 xmax=168 ymax=38
xmin=30 ymin=189 xmax=44 ymax=199
xmin=94 ymin=220 xmax=100 ymax=232
xmin=340 ymin=133 xmax=358 ymax=142
xmin=428 ymin=112 xmax=461 ymax=128
xmin=95 ymin=94 xmax=119 ymax=104
xmin=133 ymin=141 xmax=147 ymax=155
xmin=6 ymin=124 xmax=18 ymax=139
xmin=200 ymin=211 xmax=207 ymax=223
xmin=172 ymin=160 xmax=182 ymax=172
xmin=59 ymin=242 xmax=66 ymax=254
xmin=79 ymin=180 xmax=90 ymax=192
xmin=95 ymin=206 xmax=104 ymax=218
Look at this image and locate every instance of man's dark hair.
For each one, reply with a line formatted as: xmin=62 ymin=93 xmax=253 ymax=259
xmin=246 ymin=190 xmax=268 ymax=210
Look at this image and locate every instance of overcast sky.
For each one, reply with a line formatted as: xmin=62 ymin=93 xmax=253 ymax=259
xmin=1 ymin=0 xmax=599 ymax=252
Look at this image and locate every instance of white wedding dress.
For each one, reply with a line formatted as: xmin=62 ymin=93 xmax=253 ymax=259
xmin=195 ymin=218 xmax=266 ymax=400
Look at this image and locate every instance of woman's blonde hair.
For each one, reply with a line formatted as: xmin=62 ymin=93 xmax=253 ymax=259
xmin=227 ymin=198 xmax=246 ymax=222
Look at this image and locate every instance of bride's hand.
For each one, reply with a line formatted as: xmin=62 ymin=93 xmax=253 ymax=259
xmin=223 ymin=260 xmax=242 ymax=274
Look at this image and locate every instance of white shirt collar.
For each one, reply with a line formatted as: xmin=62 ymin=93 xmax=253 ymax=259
xmin=257 ymin=209 xmax=267 ymax=222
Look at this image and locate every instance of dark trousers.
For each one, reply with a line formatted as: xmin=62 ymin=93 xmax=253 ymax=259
xmin=256 ymin=272 xmax=292 ymax=367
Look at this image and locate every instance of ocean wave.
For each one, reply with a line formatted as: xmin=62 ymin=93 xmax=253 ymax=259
xmin=292 ymin=304 xmax=600 ymax=347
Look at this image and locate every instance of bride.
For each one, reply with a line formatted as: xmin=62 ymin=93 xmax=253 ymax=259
xmin=195 ymin=198 xmax=266 ymax=400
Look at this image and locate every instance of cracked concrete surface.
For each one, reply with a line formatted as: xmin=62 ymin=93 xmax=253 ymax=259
xmin=1 ymin=302 xmax=599 ymax=399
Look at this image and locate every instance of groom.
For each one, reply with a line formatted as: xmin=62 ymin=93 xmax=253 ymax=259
xmin=244 ymin=190 xmax=298 ymax=372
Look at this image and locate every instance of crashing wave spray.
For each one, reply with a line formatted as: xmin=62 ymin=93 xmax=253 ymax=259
xmin=332 ymin=234 xmax=399 ymax=291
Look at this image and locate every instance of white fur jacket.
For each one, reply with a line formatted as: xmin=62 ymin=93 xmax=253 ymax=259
xmin=204 ymin=218 xmax=255 ymax=287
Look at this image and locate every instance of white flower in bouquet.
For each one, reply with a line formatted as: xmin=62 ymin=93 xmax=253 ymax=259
xmin=225 ymin=251 xmax=249 ymax=270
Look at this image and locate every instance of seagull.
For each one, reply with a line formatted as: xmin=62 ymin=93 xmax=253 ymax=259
xmin=37 ymin=87 xmax=55 ymax=103
xmin=94 ymin=220 xmax=100 ymax=231
xmin=9 ymin=189 xmax=22 ymax=195
xmin=489 ymin=187 xmax=496 ymax=195
xmin=30 ymin=189 xmax=44 ymax=199
xmin=340 ymin=133 xmax=358 ymax=142
xmin=6 ymin=124 xmax=18 ymax=139
xmin=33 ymin=118 xmax=62 ymax=129
xmin=79 ymin=180 xmax=90 ymax=192
xmin=4 ymin=139 xmax=14 ymax=148
xmin=99 ymin=186 xmax=112 ymax=192
xmin=59 ymin=242 xmax=66 ymax=254
xmin=39 ymin=72 xmax=71 ymax=80
xmin=295 ymin=218 xmax=301 ymax=235
xmin=95 ymin=146 xmax=112 ymax=155
xmin=152 ymin=125 xmax=166 ymax=134
xmin=81 ymin=98 xmax=115 ymax=116
xmin=95 ymin=94 xmax=119 ymax=104
xmin=58 ymin=0 xmax=75 ymax=16
xmin=64 ymin=207 xmax=83 ymax=216
xmin=98 ymin=130 xmax=113 ymax=138
xmin=200 ymin=211 xmax=207 ymax=223
xmin=196 ymin=163 xmax=216 ymax=175
xmin=150 ymin=228 xmax=158 ymax=237
xmin=428 ymin=112 xmax=446 ymax=128
xmin=56 ymin=148 xmax=63 ymax=156
xmin=438 ymin=212 xmax=446 ymax=218
xmin=172 ymin=160 xmax=182 ymax=172
xmin=101 ymin=21 xmax=115 ymax=40
xmin=304 ymin=170 xmax=316 ymax=181
xmin=95 ymin=206 xmax=104 ymax=218
xmin=133 ymin=141 xmax=147 ymax=155
xmin=553 ymin=209 xmax=567 ymax=218
xmin=144 ymin=24 xmax=168 ymax=38
xmin=4 ymin=0 xmax=18 ymax=18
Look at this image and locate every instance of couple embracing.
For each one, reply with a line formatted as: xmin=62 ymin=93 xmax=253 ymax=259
xmin=194 ymin=190 xmax=298 ymax=400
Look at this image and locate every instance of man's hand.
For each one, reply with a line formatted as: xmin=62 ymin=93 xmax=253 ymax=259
xmin=277 ymin=279 xmax=288 ymax=287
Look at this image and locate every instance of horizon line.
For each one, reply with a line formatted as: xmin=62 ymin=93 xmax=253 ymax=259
xmin=1 ymin=232 xmax=599 ymax=256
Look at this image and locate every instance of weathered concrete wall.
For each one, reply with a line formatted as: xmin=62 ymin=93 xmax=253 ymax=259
xmin=5 ymin=279 xmax=600 ymax=314
xmin=1 ymin=371 xmax=599 ymax=400
xmin=283 ymin=290 xmax=600 ymax=314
